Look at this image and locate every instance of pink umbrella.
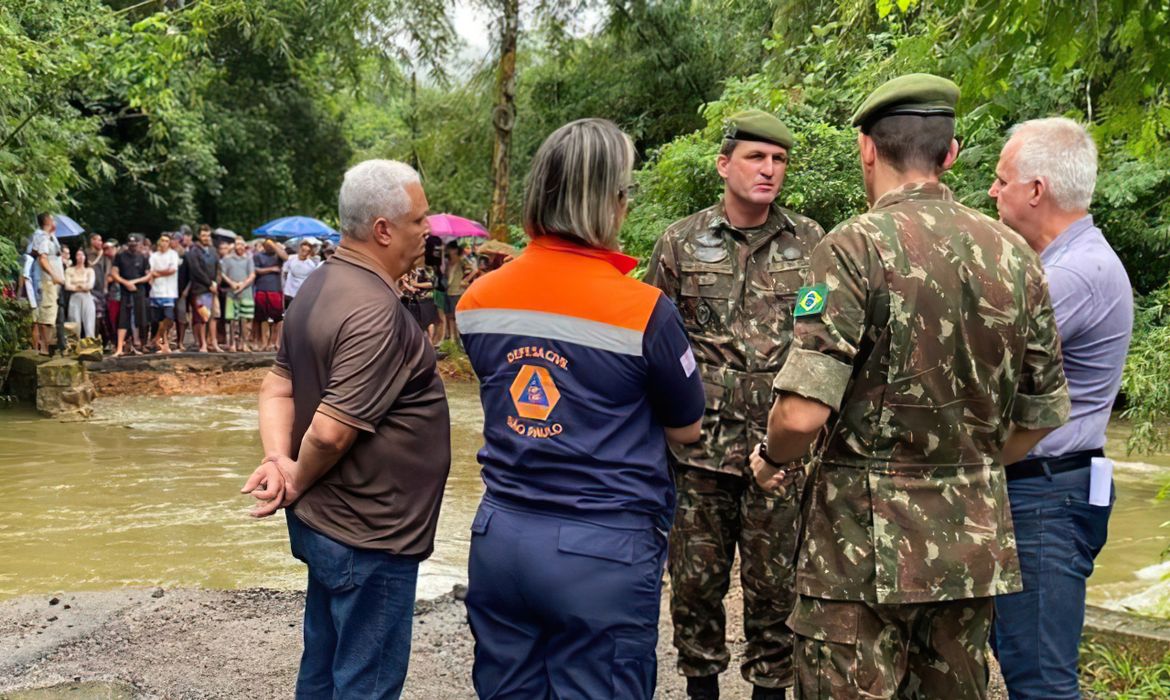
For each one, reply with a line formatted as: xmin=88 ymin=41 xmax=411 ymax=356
xmin=427 ymin=213 xmax=489 ymax=239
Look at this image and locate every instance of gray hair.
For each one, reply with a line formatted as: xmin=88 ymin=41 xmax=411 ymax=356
xmin=1008 ymin=117 xmax=1098 ymax=212
xmin=338 ymin=159 xmax=421 ymax=241
xmin=523 ymin=118 xmax=634 ymax=250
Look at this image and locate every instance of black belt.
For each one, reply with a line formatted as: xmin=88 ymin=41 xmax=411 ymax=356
xmin=1006 ymin=448 xmax=1104 ymax=482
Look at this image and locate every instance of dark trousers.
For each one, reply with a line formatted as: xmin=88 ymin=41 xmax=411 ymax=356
xmin=669 ymin=465 xmax=803 ymax=687
xmin=92 ymin=293 xmax=111 ymax=345
xmin=54 ymin=294 xmax=66 ymax=353
xmin=992 ymin=466 xmax=1112 ymax=700
xmin=118 ymin=288 xmax=147 ymax=333
xmin=286 ymin=511 xmax=418 ymax=700
xmin=467 ymin=501 xmax=666 ymax=699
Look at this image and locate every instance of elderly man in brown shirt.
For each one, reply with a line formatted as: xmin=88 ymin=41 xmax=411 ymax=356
xmin=242 ymin=159 xmax=450 ymax=700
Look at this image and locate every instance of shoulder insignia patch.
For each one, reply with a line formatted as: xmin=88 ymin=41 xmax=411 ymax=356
xmin=794 ymin=283 xmax=828 ymax=317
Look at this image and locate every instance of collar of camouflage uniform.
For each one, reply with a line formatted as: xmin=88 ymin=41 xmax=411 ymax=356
xmin=708 ymin=201 xmax=798 ymax=239
xmin=871 ymin=180 xmax=953 ymax=212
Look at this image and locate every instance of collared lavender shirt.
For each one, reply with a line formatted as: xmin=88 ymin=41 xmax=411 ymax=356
xmin=1031 ymin=215 xmax=1133 ymax=457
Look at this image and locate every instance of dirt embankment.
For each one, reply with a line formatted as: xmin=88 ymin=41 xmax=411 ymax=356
xmin=88 ymin=352 xmax=474 ymax=398
xmin=92 ymin=366 xmax=271 ymax=397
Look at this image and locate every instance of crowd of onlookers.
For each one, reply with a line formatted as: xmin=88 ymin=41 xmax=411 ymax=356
xmin=17 ymin=217 xmax=322 ymax=356
xmin=14 ymin=214 xmax=500 ymax=357
xmin=398 ymin=240 xmax=508 ymax=347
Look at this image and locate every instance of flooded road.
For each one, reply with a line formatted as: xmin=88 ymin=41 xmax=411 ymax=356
xmin=0 ymin=383 xmax=1168 ymax=613
xmin=0 ymin=381 xmax=485 ymax=601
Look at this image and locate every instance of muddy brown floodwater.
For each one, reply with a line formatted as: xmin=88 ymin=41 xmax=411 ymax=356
xmin=0 ymin=381 xmax=1167 ymax=699
xmin=0 ymin=381 xmax=1167 ymax=612
xmin=0 ymin=380 xmax=484 ymax=602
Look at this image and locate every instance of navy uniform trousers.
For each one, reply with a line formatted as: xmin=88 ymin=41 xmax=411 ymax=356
xmin=466 ymin=499 xmax=668 ymax=699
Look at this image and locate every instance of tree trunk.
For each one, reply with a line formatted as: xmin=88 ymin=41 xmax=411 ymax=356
xmin=488 ymin=0 xmax=518 ymax=242
xmin=409 ymin=71 xmax=422 ymax=176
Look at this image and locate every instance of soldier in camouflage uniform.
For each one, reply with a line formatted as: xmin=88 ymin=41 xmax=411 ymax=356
xmin=646 ymin=110 xmax=826 ymax=700
xmin=750 ymin=74 xmax=1071 ymax=699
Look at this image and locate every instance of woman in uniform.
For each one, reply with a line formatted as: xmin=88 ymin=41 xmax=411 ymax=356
xmin=456 ymin=118 xmax=705 ymax=699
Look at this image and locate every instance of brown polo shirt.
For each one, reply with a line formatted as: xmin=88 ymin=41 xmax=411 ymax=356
xmin=273 ymin=245 xmax=451 ymax=558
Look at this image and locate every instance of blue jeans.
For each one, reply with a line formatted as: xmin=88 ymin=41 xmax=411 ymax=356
xmin=466 ymin=500 xmax=667 ymax=699
xmin=286 ymin=510 xmax=419 ymax=700
xmin=992 ymin=466 xmax=1113 ymax=700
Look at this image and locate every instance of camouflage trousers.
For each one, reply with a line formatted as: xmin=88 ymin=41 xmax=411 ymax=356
xmin=669 ymin=464 xmax=804 ymax=688
xmin=789 ymin=595 xmax=994 ymax=699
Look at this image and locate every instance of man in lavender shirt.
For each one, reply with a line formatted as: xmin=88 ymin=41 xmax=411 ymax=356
xmin=988 ymin=117 xmax=1134 ymax=699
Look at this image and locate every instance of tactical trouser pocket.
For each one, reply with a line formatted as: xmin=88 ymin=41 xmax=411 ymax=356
xmin=789 ymin=596 xmax=860 ymax=700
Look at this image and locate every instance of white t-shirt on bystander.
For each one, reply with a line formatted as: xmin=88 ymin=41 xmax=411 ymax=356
xmin=283 ymin=256 xmax=319 ymax=298
xmin=149 ymin=249 xmax=181 ymax=298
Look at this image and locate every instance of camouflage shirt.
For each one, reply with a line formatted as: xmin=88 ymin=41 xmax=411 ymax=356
xmin=772 ymin=181 xmax=1070 ymax=604
xmin=647 ymin=201 xmax=826 ymax=475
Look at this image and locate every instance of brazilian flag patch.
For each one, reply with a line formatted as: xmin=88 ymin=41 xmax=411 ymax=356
xmin=794 ymin=283 xmax=828 ymax=317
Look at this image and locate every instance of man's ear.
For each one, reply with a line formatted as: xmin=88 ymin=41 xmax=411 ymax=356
xmin=858 ymin=132 xmax=877 ymax=168
xmin=372 ymin=218 xmax=393 ymax=245
xmin=941 ymin=138 xmax=960 ymax=171
xmin=1029 ymin=178 xmax=1047 ymax=209
xmin=715 ymin=153 xmax=730 ymax=180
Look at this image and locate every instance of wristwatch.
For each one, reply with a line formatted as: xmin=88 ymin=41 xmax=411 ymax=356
xmin=757 ymin=442 xmax=785 ymax=469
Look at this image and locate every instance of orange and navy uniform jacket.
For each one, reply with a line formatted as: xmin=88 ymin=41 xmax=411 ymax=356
xmin=456 ymin=235 xmax=706 ymax=530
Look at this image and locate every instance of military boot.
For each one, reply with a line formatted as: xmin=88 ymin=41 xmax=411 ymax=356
xmin=686 ymin=674 xmax=719 ymax=699
xmin=751 ymin=685 xmax=786 ymax=700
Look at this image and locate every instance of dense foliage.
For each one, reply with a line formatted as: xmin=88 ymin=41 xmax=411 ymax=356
xmin=620 ymin=0 xmax=1170 ymax=294
xmin=1123 ymin=283 xmax=1170 ymax=454
xmin=0 ymin=236 xmax=24 ymax=382
xmin=2 ymin=0 xmax=1168 ymax=443
xmin=0 ymin=0 xmax=451 ymax=238
xmin=6 ymin=1 xmax=1166 ymax=275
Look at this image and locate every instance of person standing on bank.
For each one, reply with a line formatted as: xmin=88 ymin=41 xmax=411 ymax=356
xmin=443 ymin=241 xmax=472 ymax=345
xmin=111 ymin=234 xmax=151 ymax=357
xmin=148 ymin=234 xmax=181 ymax=353
xmin=64 ymin=247 xmax=96 ymax=339
xmin=91 ymin=239 xmax=113 ymax=347
xmin=750 ymin=74 xmax=1071 ymax=699
xmin=282 ymin=240 xmax=320 ymax=310
xmin=242 ymin=159 xmax=450 ymax=700
xmin=185 ymin=225 xmax=219 ymax=353
xmin=220 ymin=237 xmax=256 ymax=353
xmin=30 ymin=213 xmax=64 ymax=355
xmin=252 ymin=238 xmax=287 ymax=352
xmin=645 ymin=110 xmax=825 ymax=700
xmin=457 ymin=118 xmax=705 ymax=700
xmin=102 ymin=240 xmax=122 ymax=348
xmin=988 ymin=118 xmax=1133 ymax=700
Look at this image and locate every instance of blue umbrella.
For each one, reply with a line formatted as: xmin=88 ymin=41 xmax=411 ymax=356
xmin=253 ymin=216 xmax=338 ymax=240
xmin=52 ymin=214 xmax=85 ymax=238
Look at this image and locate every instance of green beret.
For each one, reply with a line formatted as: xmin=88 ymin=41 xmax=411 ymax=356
xmin=850 ymin=73 xmax=960 ymax=129
xmin=723 ymin=109 xmax=794 ymax=150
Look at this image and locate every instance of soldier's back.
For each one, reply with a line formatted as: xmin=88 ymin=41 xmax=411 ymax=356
xmin=783 ymin=181 xmax=1068 ymax=604
xmin=833 ymin=182 xmax=1045 ymax=468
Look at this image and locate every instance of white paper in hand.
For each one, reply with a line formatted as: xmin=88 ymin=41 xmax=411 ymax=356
xmin=1089 ymin=457 xmax=1114 ymax=507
